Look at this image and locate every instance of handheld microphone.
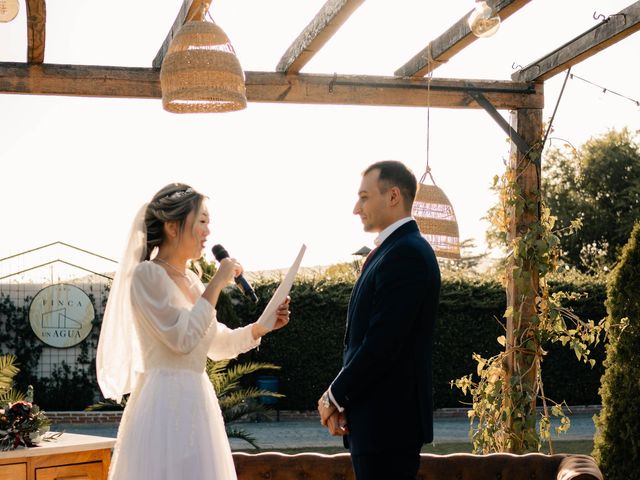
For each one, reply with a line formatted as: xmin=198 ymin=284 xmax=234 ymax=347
xmin=211 ymin=244 xmax=259 ymax=303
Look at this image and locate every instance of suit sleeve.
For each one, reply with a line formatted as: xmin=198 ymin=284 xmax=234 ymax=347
xmin=330 ymin=248 xmax=433 ymax=408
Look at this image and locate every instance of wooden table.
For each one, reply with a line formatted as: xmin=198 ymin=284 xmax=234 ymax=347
xmin=0 ymin=433 xmax=115 ymax=480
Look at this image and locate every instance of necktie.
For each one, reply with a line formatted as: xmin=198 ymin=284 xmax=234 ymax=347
xmin=361 ymin=247 xmax=378 ymax=272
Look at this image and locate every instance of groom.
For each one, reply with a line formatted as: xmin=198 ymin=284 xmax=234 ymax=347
xmin=318 ymin=160 xmax=441 ymax=480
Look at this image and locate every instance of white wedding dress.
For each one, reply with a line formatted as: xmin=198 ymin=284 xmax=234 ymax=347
xmin=107 ymin=261 xmax=260 ymax=480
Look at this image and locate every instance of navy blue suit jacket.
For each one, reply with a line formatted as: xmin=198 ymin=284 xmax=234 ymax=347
xmin=331 ymin=220 xmax=441 ymax=455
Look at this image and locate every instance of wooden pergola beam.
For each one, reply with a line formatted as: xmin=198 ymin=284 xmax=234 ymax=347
xmin=512 ymin=1 xmax=640 ymax=82
xmin=468 ymin=90 xmax=531 ymax=156
xmin=395 ymin=0 xmax=532 ymax=78
xmin=276 ymin=0 xmax=365 ymax=74
xmin=152 ymin=0 xmax=211 ymax=68
xmin=0 ymin=63 xmax=543 ymax=110
xmin=505 ymin=106 xmax=542 ymax=452
xmin=247 ymin=72 xmax=543 ymax=109
xmin=26 ymin=0 xmax=46 ymax=64
xmin=0 ymin=63 xmax=162 ymax=99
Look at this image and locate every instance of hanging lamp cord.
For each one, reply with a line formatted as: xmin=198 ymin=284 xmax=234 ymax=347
xmin=186 ymin=0 xmax=211 ymax=21
xmin=421 ymin=52 xmax=436 ymax=186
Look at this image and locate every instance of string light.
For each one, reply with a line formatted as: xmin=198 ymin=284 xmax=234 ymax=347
xmin=468 ymin=1 xmax=501 ymax=38
xmin=570 ymin=73 xmax=640 ymax=108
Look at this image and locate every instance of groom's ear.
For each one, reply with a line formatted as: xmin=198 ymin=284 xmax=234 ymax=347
xmin=388 ymin=186 xmax=402 ymax=207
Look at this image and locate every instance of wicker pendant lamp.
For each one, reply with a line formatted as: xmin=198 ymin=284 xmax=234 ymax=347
xmin=160 ymin=5 xmax=246 ymax=113
xmin=413 ymin=169 xmax=461 ymax=260
xmin=412 ymin=74 xmax=461 ymax=259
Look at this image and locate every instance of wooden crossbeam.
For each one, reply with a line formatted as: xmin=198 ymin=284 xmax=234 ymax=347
xmin=247 ymin=72 xmax=542 ymax=109
xmin=468 ymin=90 xmax=531 ymax=157
xmin=26 ymin=0 xmax=46 ymax=64
xmin=512 ymin=1 xmax=640 ymax=82
xmin=395 ymin=0 xmax=531 ymax=78
xmin=276 ymin=0 xmax=365 ymax=74
xmin=0 ymin=63 xmax=543 ymax=109
xmin=0 ymin=63 xmax=162 ymax=98
xmin=152 ymin=0 xmax=206 ymax=68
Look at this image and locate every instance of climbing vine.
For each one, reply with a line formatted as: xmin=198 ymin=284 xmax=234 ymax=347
xmin=0 ymin=294 xmax=43 ymax=388
xmin=452 ymin=144 xmax=607 ymax=454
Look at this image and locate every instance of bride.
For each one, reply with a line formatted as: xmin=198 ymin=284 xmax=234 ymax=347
xmin=96 ymin=183 xmax=290 ymax=479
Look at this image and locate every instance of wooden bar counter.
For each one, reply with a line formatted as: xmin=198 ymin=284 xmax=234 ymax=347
xmin=0 ymin=433 xmax=115 ymax=480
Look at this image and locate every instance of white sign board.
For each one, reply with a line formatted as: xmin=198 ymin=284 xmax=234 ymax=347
xmin=0 ymin=0 xmax=19 ymax=23
xmin=29 ymin=284 xmax=95 ymax=348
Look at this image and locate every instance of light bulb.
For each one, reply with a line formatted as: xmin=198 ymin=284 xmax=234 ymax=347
xmin=468 ymin=1 xmax=501 ymax=38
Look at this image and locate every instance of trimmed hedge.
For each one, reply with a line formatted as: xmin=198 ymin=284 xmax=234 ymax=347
xmin=228 ymin=278 xmax=350 ymax=412
xmin=1 ymin=273 xmax=606 ymax=411
xmin=227 ymin=273 xmax=607 ymax=411
xmin=593 ymin=223 xmax=640 ymax=480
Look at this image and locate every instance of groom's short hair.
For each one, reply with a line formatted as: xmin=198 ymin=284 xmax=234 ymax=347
xmin=364 ymin=160 xmax=417 ymax=209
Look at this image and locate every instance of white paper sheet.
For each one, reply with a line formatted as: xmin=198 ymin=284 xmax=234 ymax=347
xmin=257 ymin=244 xmax=306 ymax=331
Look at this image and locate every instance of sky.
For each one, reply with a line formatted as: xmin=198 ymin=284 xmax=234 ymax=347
xmin=0 ymin=0 xmax=638 ymax=278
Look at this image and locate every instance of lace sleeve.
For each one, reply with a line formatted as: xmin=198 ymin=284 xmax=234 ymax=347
xmin=207 ymin=322 xmax=261 ymax=361
xmin=131 ymin=262 xmax=216 ymax=354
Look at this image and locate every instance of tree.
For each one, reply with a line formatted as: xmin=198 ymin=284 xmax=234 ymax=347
xmin=542 ymin=128 xmax=640 ymax=271
xmin=438 ymin=238 xmax=488 ymax=276
xmin=324 ymin=262 xmax=358 ymax=281
xmin=593 ymin=222 xmax=640 ymax=479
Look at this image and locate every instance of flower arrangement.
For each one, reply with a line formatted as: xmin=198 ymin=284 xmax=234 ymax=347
xmin=0 ymin=400 xmax=51 ymax=451
xmin=0 ymin=354 xmax=52 ymax=451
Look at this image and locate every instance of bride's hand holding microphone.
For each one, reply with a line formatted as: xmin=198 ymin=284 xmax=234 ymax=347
xmin=210 ymin=256 xmax=243 ymax=290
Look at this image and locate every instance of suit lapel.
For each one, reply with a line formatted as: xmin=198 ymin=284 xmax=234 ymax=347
xmin=344 ymin=220 xmax=419 ymax=346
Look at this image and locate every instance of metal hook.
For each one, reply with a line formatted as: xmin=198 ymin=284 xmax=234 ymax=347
xmin=592 ymin=11 xmax=607 ymax=21
xmin=512 ymin=62 xmax=523 ymax=70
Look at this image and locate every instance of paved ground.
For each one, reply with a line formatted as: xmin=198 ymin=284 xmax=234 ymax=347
xmin=52 ymin=412 xmax=597 ymax=450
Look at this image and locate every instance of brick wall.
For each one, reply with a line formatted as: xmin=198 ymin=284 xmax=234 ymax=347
xmin=46 ymin=411 xmax=122 ymax=424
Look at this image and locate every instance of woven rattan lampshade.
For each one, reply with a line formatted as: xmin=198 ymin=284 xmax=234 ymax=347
xmin=412 ymin=180 xmax=461 ymax=260
xmin=160 ymin=20 xmax=247 ymax=113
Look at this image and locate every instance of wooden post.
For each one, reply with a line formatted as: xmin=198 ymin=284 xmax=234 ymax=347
xmin=504 ymin=106 xmax=543 ymax=453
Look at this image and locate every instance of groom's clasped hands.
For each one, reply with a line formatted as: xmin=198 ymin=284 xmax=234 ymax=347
xmin=317 ymin=390 xmax=349 ymax=436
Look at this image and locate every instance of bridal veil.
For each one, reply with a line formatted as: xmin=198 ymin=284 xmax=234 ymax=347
xmin=96 ymin=202 xmax=148 ymax=402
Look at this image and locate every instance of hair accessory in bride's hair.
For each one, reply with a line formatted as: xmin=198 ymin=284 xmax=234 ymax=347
xmin=164 ymin=187 xmax=195 ymax=201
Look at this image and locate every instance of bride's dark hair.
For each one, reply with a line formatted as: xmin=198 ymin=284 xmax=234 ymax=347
xmin=143 ymin=183 xmax=204 ymax=261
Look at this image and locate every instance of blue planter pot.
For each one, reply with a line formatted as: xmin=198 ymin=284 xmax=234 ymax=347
xmin=256 ymin=375 xmax=279 ymax=405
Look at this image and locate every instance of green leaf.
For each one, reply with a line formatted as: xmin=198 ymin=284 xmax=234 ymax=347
xmin=0 ymin=354 xmax=19 ymax=394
